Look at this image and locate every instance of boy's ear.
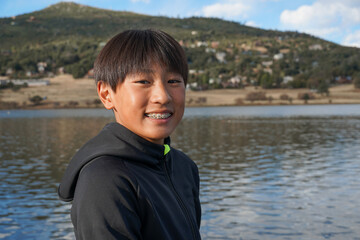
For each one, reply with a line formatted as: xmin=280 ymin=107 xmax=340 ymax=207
xmin=97 ymin=81 xmax=114 ymax=110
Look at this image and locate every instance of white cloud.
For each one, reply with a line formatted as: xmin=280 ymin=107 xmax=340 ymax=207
xmin=130 ymin=0 xmax=150 ymax=3
xmin=318 ymin=0 xmax=360 ymax=7
xmin=280 ymin=1 xmax=360 ymax=39
xmin=201 ymin=0 xmax=251 ymax=19
xmin=343 ymin=30 xmax=360 ymax=48
xmin=245 ymin=21 xmax=258 ymax=27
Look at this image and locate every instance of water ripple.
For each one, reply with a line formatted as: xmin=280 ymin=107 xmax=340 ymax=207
xmin=1 ymin=110 xmax=360 ymax=239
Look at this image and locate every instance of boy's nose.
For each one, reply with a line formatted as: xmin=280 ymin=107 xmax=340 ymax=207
xmin=151 ymin=82 xmax=171 ymax=104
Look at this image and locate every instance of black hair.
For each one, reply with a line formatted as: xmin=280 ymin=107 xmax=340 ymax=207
xmin=94 ymin=29 xmax=188 ymax=91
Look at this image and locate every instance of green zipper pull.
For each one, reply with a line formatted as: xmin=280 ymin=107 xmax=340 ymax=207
xmin=164 ymin=144 xmax=170 ymax=155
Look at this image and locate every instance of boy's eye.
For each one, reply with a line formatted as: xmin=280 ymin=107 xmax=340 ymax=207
xmin=168 ymin=79 xmax=182 ymax=84
xmin=136 ymin=80 xmax=150 ymax=84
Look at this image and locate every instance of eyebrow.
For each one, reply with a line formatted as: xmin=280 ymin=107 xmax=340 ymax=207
xmin=131 ymin=67 xmax=180 ymax=76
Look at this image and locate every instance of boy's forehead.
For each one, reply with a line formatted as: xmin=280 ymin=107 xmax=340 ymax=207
xmin=130 ymin=66 xmax=180 ymax=76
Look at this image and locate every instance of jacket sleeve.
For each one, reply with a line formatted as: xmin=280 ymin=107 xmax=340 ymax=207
xmin=71 ymin=158 xmax=142 ymax=240
xmin=194 ymin=164 xmax=202 ymax=229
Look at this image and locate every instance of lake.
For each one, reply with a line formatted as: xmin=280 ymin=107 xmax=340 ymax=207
xmin=1 ymin=105 xmax=360 ymax=239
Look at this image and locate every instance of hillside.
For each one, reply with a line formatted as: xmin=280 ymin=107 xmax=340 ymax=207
xmin=0 ymin=2 xmax=299 ymax=48
xmin=1 ymin=1 xmax=360 ymax=94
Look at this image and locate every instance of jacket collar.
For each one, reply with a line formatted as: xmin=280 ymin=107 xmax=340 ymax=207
xmin=105 ymin=122 xmax=171 ymax=159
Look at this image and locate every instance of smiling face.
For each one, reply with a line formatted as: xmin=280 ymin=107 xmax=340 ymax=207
xmin=98 ymin=64 xmax=185 ymax=145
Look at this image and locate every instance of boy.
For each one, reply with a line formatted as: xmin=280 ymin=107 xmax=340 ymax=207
xmin=58 ymin=29 xmax=202 ymax=239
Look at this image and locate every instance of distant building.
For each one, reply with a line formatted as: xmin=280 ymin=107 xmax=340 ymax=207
xmin=335 ymin=76 xmax=352 ymax=84
xmin=273 ymin=53 xmax=284 ymax=60
xmin=86 ymin=69 xmax=94 ymax=78
xmin=0 ymin=79 xmax=50 ymax=87
xmin=205 ymin=48 xmax=216 ymax=53
xmin=283 ymin=76 xmax=294 ymax=84
xmin=254 ymin=46 xmax=268 ymax=54
xmin=215 ymin=52 xmax=226 ymax=63
xmin=262 ymin=61 xmax=273 ymax=67
xmin=37 ymin=62 xmax=47 ymax=73
xmin=280 ymin=48 xmax=290 ymax=54
xmin=229 ymin=76 xmax=241 ymax=85
xmin=6 ymin=68 xmax=13 ymax=76
xmin=26 ymin=71 xmax=33 ymax=77
xmin=264 ymin=68 xmax=273 ymax=74
xmin=27 ymin=16 xmax=36 ymax=22
xmin=196 ymin=41 xmax=208 ymax=47
xmin=309 ymin=44 xmax=323 ymax=50
xmin=58 ymin=67 xmax=65 ymax=74
xmin=211 ymin=41 xmax=220 ymax=48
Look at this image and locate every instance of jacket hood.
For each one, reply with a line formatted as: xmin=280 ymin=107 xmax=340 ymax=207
xmin=58 ymin=122 xmax=170 ymax=202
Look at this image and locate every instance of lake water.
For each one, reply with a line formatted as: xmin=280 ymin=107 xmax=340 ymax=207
xmin=1 ymin=105 xmax=360 ymax=239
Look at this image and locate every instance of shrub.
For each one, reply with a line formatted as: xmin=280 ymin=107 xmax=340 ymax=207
xmin=68 ymin=101 xmax=79 ymax=107
xmin=29 ymin=95 xmax=43 ymax=105
xmin=246 ymin=91 xmax=267 ymax=102
xmin=298 ymin=92 xmax=315 ymax=100
xmin=235 ymin=98 xmax=244 ymax=105
xmin=354 ymin=74 xmax=360 ymax=89
xmin=0 ymin=101 xmax=19 ymax=109
xmin=280 ymin=94 xmax=289 ymax=100
xmin=93 ymin=99 xmax=102 ymax=105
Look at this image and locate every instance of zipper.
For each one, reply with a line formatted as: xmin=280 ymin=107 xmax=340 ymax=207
xmin=162 ymin=155 xmax=199 ymax=240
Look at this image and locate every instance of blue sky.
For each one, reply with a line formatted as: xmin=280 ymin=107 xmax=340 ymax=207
xmin=1 ymin=0 xmax=360 ymax=48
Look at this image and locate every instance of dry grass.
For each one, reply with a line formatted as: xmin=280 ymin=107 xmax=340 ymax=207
xmin=1 ymin=74 xmax=360 ymax=109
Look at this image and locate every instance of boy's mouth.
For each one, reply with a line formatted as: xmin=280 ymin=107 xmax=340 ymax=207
xmin=145 ymin=113 xmax=172 ymax=119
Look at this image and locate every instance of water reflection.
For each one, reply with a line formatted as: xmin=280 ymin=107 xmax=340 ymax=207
xmin=1 ymin=108 xmax=360 ymax=239
xmin=172 ymin=117 xmax=360 ymax=239
xmin=0 ymin=117 xmax=113 ymax=239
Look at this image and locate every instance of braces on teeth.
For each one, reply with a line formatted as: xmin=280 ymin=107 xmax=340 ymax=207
xmin=147 ymin=113 xmax=171 ymax=119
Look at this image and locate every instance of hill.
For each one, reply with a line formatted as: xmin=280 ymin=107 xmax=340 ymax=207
xmin=1 ymin=1 xmax=360 ymax=93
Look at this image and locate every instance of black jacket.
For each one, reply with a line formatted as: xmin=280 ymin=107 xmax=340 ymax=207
xmin=58 ymin=122 xmax=201 ymax=239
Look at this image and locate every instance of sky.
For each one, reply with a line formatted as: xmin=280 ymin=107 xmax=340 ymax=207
xmin=1 ymin=0 xmax=360 ymax=48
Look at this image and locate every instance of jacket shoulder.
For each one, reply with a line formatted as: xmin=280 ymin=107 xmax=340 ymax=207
xmin=171 ymin=148 xmax=199 ymax=170
xmin=79 ymin=155 xmax=139 ymax=190
xmin=72 ymin=156 xmax=143 ymax=239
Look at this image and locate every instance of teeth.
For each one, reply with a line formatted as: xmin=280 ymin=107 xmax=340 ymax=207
xmin=146 ymin=113 xmax=171 ymax=119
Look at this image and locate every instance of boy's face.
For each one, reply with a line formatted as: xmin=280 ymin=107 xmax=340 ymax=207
xmin=100 ymin=64 xmax=185 ymax=145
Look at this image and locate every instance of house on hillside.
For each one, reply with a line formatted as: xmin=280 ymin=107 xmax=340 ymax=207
xmin=335 ymin=76 xmax=352 ymax=84
xmin=6 ymin=68 xmax=13 ymax=76
xmin=86 ymin=69 xmax=94 ymax=78
xmin=211 ymin=41 xmax=219 ymax=48
xmin=283 ymin=76 xmax=294 ymax=84
xmin=37 ymin=62 xmax=47 ymax=73
xmin=280 ymin=48 xmax=290 ymax=54
xmin=205 ymin=48 xmax=216 ymax=53
xmin=215 ymin=52 xmax=226 ymax=63
xmin=254 ymin=46 xmax=268 ymax=54
xmin=262 ymin=61 xmax=273 ymax=67
xmin=309 ymin=44 xmax=323 ymax=50
xmin=273 ymin=53 xmax=284 ymax=60
xmin=264 ymin=68 xmax=273 ymax=74
xmin=1 ymin=79 xmax=50 ymax=87
xmin=196 ymin=41 xmax=208 ymax=47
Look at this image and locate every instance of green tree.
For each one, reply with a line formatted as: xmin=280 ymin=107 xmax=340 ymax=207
xmin=260 ymin=72 xmax=273 ymax=89
xmin=354 ymin=73 xmax=360 ymax=89
xmin=317 ymin=79 xmax=329 ymax=96
xmin=29 ymin=95 xmax=43 ymax=105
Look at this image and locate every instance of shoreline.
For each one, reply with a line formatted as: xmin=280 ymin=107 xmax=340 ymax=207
xmin=2 ymin=100 xmax=360 ymax=111
xmin=1 ymin=74 xmax=360 ymax=110
xmin=2 ymin=101 xmax=360 ymax=111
